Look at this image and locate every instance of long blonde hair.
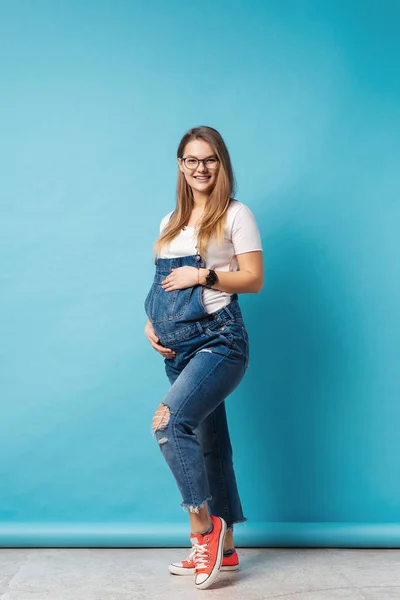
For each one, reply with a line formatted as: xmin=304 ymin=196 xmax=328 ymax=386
xmin=153 ymin=126 xmax=237 ymax=260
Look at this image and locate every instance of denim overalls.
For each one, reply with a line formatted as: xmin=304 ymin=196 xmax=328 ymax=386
xmin=144 ymin=252 xmax=248 ymax=530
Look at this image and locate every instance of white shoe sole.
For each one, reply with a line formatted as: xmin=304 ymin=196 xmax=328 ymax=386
xmin=195 ymin=517 xmax=227 ymax=590
xmin=168 ymin=563 xmax=239 ymax=575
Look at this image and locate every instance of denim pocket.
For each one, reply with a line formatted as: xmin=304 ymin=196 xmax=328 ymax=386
xmin=204 ymin=325 xmax=235 ymax=348
xmin=225 ymin=320 xmax=249 ymax=369
xmin=147 ymin=283 xmax=195 ymax=323
xmin=203 ymin=319 xmax=249 ymax=367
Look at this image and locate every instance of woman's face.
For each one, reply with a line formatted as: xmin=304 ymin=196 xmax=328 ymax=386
xmin=178 ymin=139 xmax=219 ymax=194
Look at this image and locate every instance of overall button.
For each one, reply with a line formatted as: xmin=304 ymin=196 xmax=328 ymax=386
xmin=195 ymin=255 xmax=201 ymax=262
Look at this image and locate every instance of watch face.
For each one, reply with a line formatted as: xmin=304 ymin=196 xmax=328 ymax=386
xmin=206 ymin=270 xmax=218 ymax=286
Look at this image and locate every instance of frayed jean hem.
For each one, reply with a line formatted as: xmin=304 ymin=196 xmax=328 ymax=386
xmin=181 ymin=495 xmax=213 ymax=514
xmin=226 ymin=516 xmax=248 ymax=531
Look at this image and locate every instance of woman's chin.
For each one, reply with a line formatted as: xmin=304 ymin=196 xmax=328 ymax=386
xmin=191 ymin=181 xmax=215 ymax=193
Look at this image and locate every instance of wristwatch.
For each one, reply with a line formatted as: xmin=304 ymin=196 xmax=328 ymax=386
xmin=205 ymin=269 xmax=218 ymax=288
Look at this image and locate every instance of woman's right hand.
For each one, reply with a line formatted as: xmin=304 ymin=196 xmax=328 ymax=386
xmin=144 ymin=320 xmax=176 ymax=359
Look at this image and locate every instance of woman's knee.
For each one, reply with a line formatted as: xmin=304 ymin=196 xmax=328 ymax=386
xmin=151 ymin=402 xmax=197 ymax=444
xmin=152 ymin=403 xmax=172 ymax=446
xmin=152 ymin=403 xmax=171 ymax=434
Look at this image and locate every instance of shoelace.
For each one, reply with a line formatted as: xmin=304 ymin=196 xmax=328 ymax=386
xmin=193 ymin=540 xmax=210 ymax=570
xmin=184 ymin=546 xmax=196 ymax=563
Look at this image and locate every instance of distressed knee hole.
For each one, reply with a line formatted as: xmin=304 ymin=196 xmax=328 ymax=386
xmin=198 ymin=349 xmax=213 ymax=353
xmin=158 ymin=437 xmax=168 ymax=445
xmin=152 ymin=403 xmax=171 ymax=434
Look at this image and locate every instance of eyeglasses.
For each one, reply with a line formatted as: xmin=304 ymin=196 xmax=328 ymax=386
xmin=180 ymin=156 xmax=219 ymax=170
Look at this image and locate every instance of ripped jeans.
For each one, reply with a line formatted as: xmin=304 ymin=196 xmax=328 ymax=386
xmin=144 ymin=254 xmax=248 ymax=530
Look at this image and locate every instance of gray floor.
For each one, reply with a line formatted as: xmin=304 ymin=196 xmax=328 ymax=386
xmin=0 ymin=547 xmax=399 ymax=599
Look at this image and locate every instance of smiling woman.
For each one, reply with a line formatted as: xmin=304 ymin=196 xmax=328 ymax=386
xmin=143 ymin=125 xmax=263 ymax=590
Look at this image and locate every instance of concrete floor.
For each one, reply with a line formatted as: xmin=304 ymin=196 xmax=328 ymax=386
xmin=0 ymin=547 xmax=399 ymax=600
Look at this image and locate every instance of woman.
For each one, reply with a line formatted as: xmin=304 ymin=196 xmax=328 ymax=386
xmin=144 ymin=126 xmax=263 ymax=590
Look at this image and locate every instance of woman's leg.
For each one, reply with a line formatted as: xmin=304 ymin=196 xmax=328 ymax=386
xmin=155 ymin=398 xmax=240 ymax=547
xmin=195 ymin=400 xmax=246 ymax=548
xmin=160 ymin=364 xmax=214 ymax=536
xmin=186 ymin=502 xmax=236 ymax=553
xmin=152 ymin=340 xmax=245 ymax=520
xmin=186 ymin=501 xmax=235 ymax=550
xmin=188 ymin=502 xmax=212 ymax=534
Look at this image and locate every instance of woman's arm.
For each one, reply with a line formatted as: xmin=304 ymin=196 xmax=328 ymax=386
xmin=198 ymin=250 xmax=264 ymax=294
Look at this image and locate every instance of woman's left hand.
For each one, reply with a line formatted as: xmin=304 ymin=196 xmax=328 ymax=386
xmin=161 ymin=266 xmax=200 ymax=291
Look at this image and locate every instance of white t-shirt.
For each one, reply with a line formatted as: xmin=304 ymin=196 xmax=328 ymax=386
xmin=158 ymin=199 xmax=262 ymax=314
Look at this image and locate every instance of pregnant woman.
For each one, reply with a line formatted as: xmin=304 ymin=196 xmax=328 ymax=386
xmin=144 ymin=125 xmax=263 ymax=590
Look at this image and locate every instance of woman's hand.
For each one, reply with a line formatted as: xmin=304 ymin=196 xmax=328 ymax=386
xmin=161 ymin=266 xmax=200 ymax=291
xmin=144 ymin=320 xmax=176 ymax=359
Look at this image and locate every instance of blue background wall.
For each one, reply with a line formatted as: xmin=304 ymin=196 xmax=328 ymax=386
xmin=1 ymin=0 xmax=399 ymax=547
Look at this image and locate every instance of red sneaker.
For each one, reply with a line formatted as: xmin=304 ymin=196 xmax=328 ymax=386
xmin=168 ymin=547 xmax=239 ymax=575
xmin=190 ymin=515 xmax=227 ymax=589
